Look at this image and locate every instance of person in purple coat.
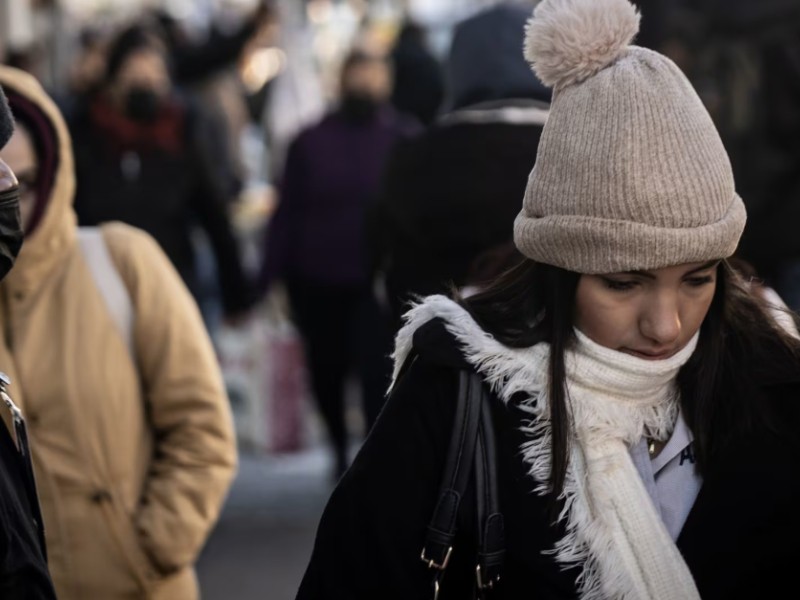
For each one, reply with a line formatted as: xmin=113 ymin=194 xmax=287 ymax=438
xmin=260 ymin=49 xmax=418 ymax=479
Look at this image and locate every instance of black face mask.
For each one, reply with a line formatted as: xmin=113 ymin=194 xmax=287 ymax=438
xmin=340 ymin=93 xmax=381 ymax=124
xmin=125 ymin=87 xmax=162 ymax=123
xmin=0 ymin=186 xmax=24 ymax=281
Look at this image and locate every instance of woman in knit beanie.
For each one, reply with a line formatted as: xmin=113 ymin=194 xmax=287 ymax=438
xmin=296 ymin=1 xmax=800 ymax=599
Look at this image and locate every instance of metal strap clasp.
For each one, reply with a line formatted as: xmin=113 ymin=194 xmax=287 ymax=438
xmin=476 ymin=564 xmax=500 ymax=591
xmin=420 ymin=545 xmax=453 ymax=571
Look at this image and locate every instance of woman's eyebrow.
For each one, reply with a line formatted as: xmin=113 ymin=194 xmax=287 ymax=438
xmin=683 ymin=260 xmax=721 ymax=276
xmin=618 ymin=269 xmax=656 ymax=279
xmin=618 ymin=260 xmax=720 ymax=279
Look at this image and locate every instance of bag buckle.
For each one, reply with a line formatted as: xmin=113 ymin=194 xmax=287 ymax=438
xmin=420 ymin=545 xmax=453 ymax=571
xmin=476 ymin=564 xmax=500 ymax=591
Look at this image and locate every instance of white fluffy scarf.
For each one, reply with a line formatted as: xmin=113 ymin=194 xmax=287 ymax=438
xmin=391 ymin=296 xmax=701 ymax=600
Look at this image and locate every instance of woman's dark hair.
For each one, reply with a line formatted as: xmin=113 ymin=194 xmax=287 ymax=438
xmin=461 ymin=258 xmax=800 ymax=503
xmin=104 ymin=24 xmax=170 ymax=84
xmin=460 ymin=260 xmax=579 ymax=498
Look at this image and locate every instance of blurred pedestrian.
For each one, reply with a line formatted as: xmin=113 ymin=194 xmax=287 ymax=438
xmin=152 ymin=2 xmax=278 ymax=200
xmin=260 ymin=49 xmax=418 ymax=479
xmin=56 ymin=26 xmax=111 ymax=120
xmin=0 ymin=65 xmax=237 ymax=600
xmin=297 ymin=1 xmax=800 ymax=598
xmin=68 ymin=24 xmax=255 ymax=326
xmin=153 ymin=1 xmax=275 ymax=89
xmin=389 ymin=20 xmax=444 ymax=127
xmin=0 ymin=82 xmax=57 ymax=600
xmin=371 ymin=3 xmax=551 ymax=330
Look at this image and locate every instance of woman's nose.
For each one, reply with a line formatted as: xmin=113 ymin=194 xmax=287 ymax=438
xmin=0 ymin=158 xmax=17 ymax=192
xmin=640 ymin=294 xmax=681 ymax=346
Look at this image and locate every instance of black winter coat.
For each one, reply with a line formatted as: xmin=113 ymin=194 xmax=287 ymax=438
xmin=370 ymin=104 xmax=546 ymax=326
xmin=297 ymin=318 xmax=800 ymax=600
xmin=0 ymin=411 xmax=56 ymax=599
xmin=69 ymin=95 xmax=253 ymax=316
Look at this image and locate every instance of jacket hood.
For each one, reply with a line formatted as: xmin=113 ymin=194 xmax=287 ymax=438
xmin=0 ymin=66 xmax=77 ymax=290
xmin=446 ymin=3 xmax=551 ymax=111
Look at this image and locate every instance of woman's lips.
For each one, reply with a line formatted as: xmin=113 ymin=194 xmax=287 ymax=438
xmin=621 ymin=348 xmax=677 ymax=360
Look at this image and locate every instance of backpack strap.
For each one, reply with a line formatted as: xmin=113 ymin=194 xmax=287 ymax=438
xmin=475 ymin=394 xmax=504 ymax=597
xmin=77 ymin=227 xmax=134 ymax=357
xmin=420 ymin=369 xmax=503 ymax=599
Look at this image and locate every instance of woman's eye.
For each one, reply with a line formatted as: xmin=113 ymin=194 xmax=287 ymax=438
xmin=685 ymin=275 xmax=714 ymax=287
xmin=601 ymin=278 xmax=637 ymax=291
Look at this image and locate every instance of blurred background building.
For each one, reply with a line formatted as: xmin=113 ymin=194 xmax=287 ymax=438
xmin=2 ymin=0 xmax=800 ymax=598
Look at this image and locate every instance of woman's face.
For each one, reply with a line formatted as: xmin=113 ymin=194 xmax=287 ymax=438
xmin=574 ymin=260 xmax=719 ymax=360
xmin=110 ymin=49 xmax=171 ymax=105
xmin=341 ymin=60 xmax=392 ymax=103
xmin=0 ymin=125 xmax=37 ymax=231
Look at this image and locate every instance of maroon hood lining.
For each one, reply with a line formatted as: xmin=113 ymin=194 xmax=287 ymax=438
xmin=5 ymin=88 xmax=59 ymax=237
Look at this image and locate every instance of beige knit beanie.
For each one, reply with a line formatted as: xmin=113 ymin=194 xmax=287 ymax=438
xmin=513 ymin=0 xmax=747 ymax=273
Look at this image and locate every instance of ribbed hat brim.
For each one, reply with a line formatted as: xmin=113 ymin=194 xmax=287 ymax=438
xmin=513 ymin=193 xmax=746 ymax=273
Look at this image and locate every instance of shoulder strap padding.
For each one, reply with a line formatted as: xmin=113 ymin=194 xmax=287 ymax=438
xmin=77 ymin=227 xmax=134 ymax=357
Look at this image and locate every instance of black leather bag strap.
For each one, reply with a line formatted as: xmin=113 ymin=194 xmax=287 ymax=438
xmin=421 ymin=370 xmax=504 ymax=599
xmin=421 ymin=371 xmax=482 ymax=575
xmin=474 ymin=394 xmax=504 ymax=597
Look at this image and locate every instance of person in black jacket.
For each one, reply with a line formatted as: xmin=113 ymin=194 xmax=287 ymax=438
xmin=297 ymin=1 xmax=800 ymax=598
xmin=371 ymin=3 xmax=551 ymax=330
xmin=69 ymin=24 xmax=255 ymax=322
xmin=0 ymin=85 xmax=57 ymax=599
xmin=388 ymin=20 xmax=444 ymax=127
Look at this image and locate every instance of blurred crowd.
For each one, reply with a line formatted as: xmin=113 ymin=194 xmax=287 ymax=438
xmin=0 ymin=0 xmax=800 ymax=597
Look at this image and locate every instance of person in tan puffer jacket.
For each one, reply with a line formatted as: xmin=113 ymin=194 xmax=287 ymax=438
xmin=0 ymin=66 xmax=237 ymax=599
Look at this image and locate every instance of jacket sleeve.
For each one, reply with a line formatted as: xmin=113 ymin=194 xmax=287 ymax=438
xmin=187 ymin=106 xmax=255 ymax=317
xmin=365 ymin=145 xmax=397 ymax=279
xmin=296 ymin=358 xmax=460 ymax=600
xmin=104 ymin=223 xmax=238 ymax=574
xmin=257 ymin=133 xmax=305 ymax=295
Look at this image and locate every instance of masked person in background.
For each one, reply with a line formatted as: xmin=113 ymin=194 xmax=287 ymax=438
xmin=0 ymin=85 xmax=57 ymax=599
xmin=260 ymin=50 xmax=419 ymax=480
xmin=68 ymin=24 xmax=255 ymax=327
xmin=0 ymin=65 xmax=237 ymax=600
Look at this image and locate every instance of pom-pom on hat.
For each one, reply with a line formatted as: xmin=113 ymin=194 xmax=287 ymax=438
xmin=513 ymin=0 xmax=746 ymax=273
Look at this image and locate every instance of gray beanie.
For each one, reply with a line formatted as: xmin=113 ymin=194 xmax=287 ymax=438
xmin=513 ymin=0 xmax=746 ymax=273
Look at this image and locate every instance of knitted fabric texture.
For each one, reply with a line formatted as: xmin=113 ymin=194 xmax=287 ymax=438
xmin=513 ymin=0 xmax=746 ymax=273
xmin=392 ymin=295 xmax=701 ymax=600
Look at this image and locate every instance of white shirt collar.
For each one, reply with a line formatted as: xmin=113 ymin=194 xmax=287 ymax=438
xmin=651 ymin=409 xmax=694 ymax=473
